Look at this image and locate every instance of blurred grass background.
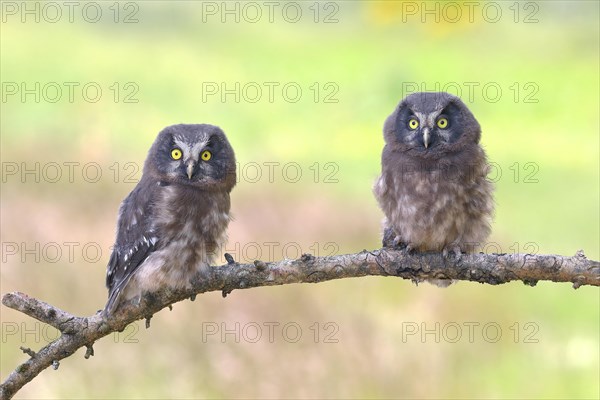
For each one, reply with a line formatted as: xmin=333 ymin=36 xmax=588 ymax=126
xmin=1 ymin=1 xmax=598 ymax=399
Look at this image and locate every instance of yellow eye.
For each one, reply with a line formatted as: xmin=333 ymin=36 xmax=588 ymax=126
xmin=201 ymin=150 xmax=212 ymax=161
xmin=408 ymin=118 xmax=419 ymax=130
xmin=437 ymin=118 xmax=449 ymax=129
xmin=171 ymin=148 xmax=182 ymax=160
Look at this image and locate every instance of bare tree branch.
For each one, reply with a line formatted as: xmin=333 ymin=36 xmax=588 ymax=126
xmin=1 ymin=248 xmax=598 ymax=399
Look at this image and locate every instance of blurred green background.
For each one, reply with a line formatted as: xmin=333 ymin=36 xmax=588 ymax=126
xmin=1 ymin=1 xmax=598 ymax=399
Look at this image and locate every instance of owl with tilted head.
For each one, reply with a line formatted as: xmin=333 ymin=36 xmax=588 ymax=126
xmin=104 ymin=124 xmax=236 ymax=314
xmin=373 ymin=92 xmax=494 ymax=284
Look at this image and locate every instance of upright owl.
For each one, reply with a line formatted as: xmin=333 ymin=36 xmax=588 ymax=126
xmin=104 ymin=124 xmax=236 ymax=314
xmin=373 ymin=92 xmax=494 ymax=262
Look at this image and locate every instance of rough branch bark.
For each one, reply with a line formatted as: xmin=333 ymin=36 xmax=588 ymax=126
xmin=1 ymin=248 xmax=598 ymax=399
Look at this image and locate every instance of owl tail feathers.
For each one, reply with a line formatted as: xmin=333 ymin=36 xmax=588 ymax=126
xmin=103 ymin=288 xmax=124 ymax=316
xmin=104 ymin=278 xmax=137 ymax=316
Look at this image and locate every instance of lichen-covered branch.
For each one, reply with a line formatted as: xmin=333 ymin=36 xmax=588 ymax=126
xmin=1 ymin=249 xmax=598 ymax=399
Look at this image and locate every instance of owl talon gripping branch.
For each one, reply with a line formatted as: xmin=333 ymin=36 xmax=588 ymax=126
xmin=442 ymin=245 xmax=463 ymax=261
xmin=382 ymin=227 xmax=415 ymax=254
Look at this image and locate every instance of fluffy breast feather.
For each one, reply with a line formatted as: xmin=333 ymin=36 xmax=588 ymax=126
xmin=374 ymin=148 xmax=493 ymax=252
xmin=121 ymin=184 xmax=231 ymax=301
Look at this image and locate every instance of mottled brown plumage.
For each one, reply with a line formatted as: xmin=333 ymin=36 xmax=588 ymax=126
xmin=104 ymin=124 xmax=236 ymax=314
xmin=373 ymin=92 xmax=494 ymax=281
